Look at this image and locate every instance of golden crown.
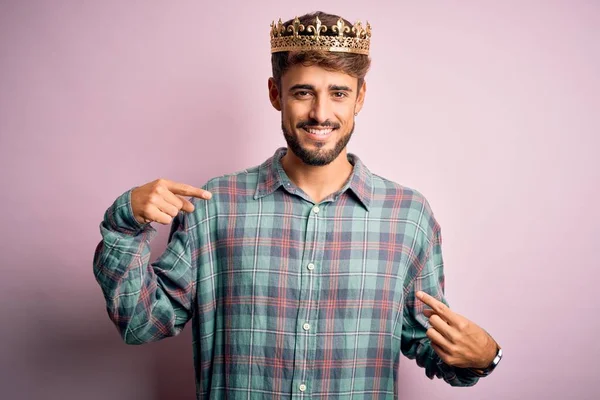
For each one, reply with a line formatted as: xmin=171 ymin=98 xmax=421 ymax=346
xmin=270 ymin=16 xmax=371 ymax=55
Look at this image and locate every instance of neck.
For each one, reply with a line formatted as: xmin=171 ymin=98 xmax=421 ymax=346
xmin=281 ymin=148 xmax=353 ymax=204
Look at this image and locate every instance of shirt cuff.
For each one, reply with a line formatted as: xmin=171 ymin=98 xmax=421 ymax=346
xmin=103 ymin=188 xmax=152 ymax=235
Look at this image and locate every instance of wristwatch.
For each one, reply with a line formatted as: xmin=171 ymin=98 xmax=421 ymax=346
xmin=469 ymin=346 xmax=503 ymax=377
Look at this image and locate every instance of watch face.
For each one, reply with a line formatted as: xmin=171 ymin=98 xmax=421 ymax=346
xmin=493 ymin=348 xmax=503 ymax=366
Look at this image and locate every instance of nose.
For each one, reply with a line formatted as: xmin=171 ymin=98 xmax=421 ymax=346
xmin=308 ymin=96 xmax=330 ymax=124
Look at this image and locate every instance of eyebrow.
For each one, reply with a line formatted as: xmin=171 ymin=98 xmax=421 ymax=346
xmin=329 ymin=85 xmax=353 ymax=92
xmin=289 ymin=84 xmax=353 ymax=92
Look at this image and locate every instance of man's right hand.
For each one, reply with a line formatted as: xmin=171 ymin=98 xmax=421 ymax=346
xmin=131 ymin=179 xmax=212 ymax=225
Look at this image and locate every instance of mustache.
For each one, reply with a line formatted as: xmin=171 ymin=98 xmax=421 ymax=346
xmin=296 ymin=119 xmax=341 ymax=130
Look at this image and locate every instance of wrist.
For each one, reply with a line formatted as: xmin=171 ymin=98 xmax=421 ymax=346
xmin=479 ymin=338 xmax=500 ymax=369
xmin=469 ymin=345 xmax=502 ymax=377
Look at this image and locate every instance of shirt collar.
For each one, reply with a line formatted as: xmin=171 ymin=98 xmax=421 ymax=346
xmin=254 ymin=147 xmax=372 ymax=211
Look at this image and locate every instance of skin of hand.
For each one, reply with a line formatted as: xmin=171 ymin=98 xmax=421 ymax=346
xmin=131 ymin=178 xmax=212 ymax=225
xmin=416 ymin=291 xmax=499 ymax=370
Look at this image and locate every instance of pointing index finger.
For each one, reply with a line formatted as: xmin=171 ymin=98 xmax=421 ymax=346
xmin=416 ymin=291 xmax=452 ymax=320
xmin=166 ymin=181 xmax=212 ymax=200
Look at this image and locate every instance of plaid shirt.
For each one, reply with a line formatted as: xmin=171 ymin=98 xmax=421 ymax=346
xmin=94 ymin=147 xmax=479 ymax=399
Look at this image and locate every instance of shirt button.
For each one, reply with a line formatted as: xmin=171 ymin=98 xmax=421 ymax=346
xmin=312 ymin=206 xmax=320 ymax=214
xmin=299 ymin=383 xmax=307 ymax=392
xmin=307 ymin=263 xmax=315 ymax=271
xmin=302 ymin=322 xmax=311 ymax=331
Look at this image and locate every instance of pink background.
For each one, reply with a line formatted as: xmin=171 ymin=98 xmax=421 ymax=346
xmin=1 ymin=1 xmax=599 ymax=399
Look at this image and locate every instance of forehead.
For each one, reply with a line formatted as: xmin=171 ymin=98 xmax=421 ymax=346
xmin=281 ymin=64 xmax=357 ymax=89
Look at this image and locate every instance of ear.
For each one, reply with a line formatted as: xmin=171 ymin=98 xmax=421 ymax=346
xmin=354 ymin=81 xmax=367 ymax=115
xmin=268 ymin=78 xmax=282 ymax=111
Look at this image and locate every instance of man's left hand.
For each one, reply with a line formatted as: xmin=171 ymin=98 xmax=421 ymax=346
xmin=416 ymin=291 xmax=498 ymax=370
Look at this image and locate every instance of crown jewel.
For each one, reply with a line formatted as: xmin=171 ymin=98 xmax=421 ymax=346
xmin=270 ymin=16 xmax=371 ymax=55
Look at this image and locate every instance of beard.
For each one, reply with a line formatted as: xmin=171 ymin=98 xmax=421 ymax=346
xmin=281 ymin=119 xmax=355 ymax=166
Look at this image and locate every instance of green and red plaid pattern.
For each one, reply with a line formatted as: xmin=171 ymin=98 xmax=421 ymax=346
xmin=94 ymin=147 xmax=479 ymax=399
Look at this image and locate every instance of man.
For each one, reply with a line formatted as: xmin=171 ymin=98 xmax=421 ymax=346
xmin=93 ymin=11 xmax=502 ymax=399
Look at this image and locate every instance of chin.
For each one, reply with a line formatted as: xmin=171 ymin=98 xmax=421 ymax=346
xmin=282 ymin=120 xmax=354 ymax=166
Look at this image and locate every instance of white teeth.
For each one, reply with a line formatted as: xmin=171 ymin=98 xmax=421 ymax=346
xmin=305 ymin=128 xmax=333 ymax=135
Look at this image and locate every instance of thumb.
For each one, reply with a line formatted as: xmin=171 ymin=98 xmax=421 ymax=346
xmin=423 ymin=309 xmax=435 ymax=318
xmin=177 ymin=195 xmax=196 ymax=213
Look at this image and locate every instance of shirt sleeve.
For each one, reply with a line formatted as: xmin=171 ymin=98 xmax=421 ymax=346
xmin=92 ymin=188 xmax=197 ymax=345
xmin=400 ymin=222 xmax=480 ymax=386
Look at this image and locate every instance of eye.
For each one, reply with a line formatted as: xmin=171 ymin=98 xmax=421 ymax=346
xmin=332 ymin=92 xmax=348 ymax=98
xmin=294 ymin=91 xmax=312 ymax=98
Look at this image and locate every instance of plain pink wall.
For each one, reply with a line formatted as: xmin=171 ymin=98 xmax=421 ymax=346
xmin=1 ymin=1 xmax=598 ymax=399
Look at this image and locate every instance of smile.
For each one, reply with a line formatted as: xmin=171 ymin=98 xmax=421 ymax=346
xmin=302 ymin=127 xmax=336 ymax=139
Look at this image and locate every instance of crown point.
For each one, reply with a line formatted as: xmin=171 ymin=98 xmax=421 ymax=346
xmin=288 ymin=16 xmax=305 ymax=37
xmin=276 ymin=18 xmax=285 ymax=37
xmin=308 ymin=15 xmax=327 ymax=38
xmin=333 ymin=18 xmax=350 ymax=37
xmin=352 ymin=20 xmax=366 ymax=38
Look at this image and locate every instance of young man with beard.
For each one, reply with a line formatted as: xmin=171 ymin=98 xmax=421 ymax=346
xmin=94 ymin=12 xmax=502 ymax=399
